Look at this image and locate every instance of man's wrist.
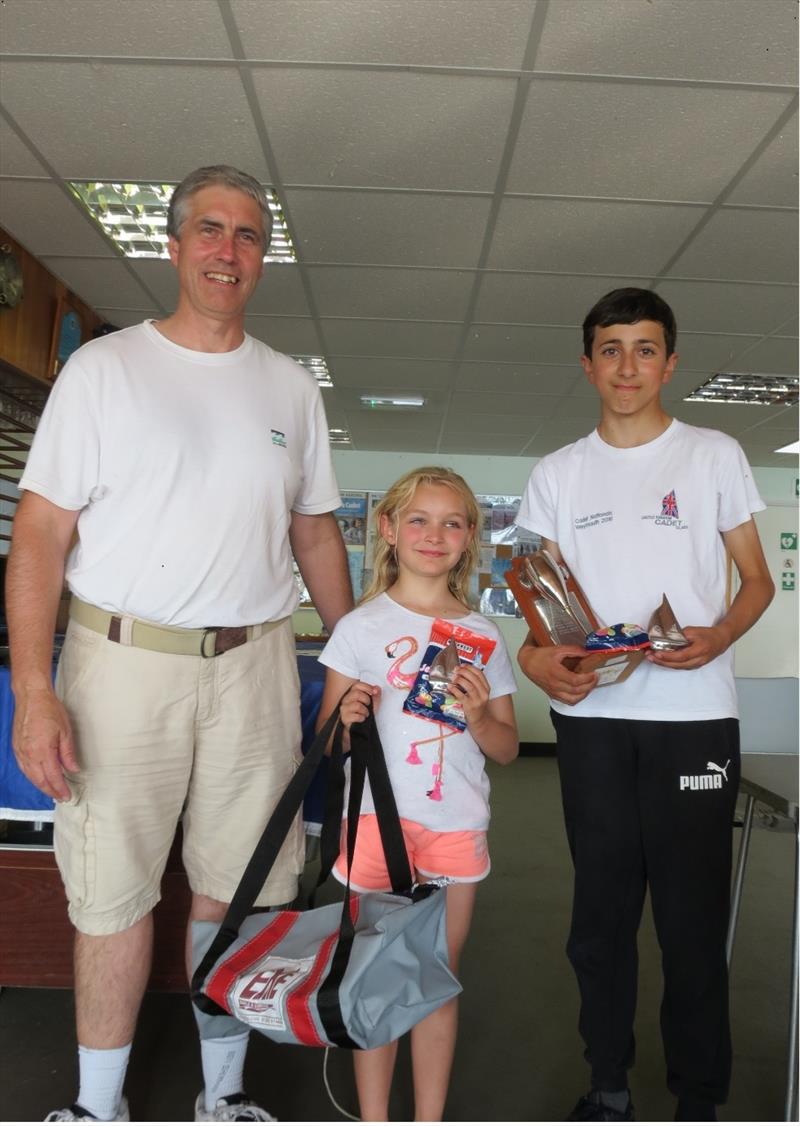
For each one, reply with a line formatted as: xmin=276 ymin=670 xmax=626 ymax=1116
xmin=11 ymin=675 xmax=55 ymax=697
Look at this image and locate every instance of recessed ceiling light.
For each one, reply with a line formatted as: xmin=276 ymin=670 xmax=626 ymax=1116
xmin=293 ymin=355 xmax=332 ymax=387
xmin=775 ymin=440 xmax=799 ymax=454
xmin=329 ymin=428 xmax=351 ymax=444
xmin=685 ymin=372 xmax=799 ymax=406
xmin=68 ymin=180 xmax=296 ymax=262
xmin=359 ymin=395 xmax=426 ymax=410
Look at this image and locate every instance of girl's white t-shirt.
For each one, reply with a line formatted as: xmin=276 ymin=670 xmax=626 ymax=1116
xmin=319 ymin=594 xmax=518 ymax=831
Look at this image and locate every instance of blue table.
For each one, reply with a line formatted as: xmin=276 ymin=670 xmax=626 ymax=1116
xmin=0 ymin=657 xmax=329 ymax=830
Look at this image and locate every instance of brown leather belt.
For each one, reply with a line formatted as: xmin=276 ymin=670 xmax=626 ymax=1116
xmin=70 ymin=597 xmax=284 ymax=658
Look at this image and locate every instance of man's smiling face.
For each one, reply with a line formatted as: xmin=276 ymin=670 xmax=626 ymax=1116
xmin=167 ymin=184 xmax=265 ymax=326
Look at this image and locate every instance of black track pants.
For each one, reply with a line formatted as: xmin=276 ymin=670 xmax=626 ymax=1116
xmin=551 ymin=711 xmax=740 ymax=1104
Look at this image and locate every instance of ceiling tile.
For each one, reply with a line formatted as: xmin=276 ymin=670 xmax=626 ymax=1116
xmin=328 ymin=358 xmax=454 ymax=391
xmin=508 ymin=81 xmax=792 ymax=201
xmin=0 ymin=121 xmax=49 ymax=177
xmin=41 ymin=257 xmax=156 ymax=313
xmin=488 ymin=198 xmax=701 ymax=274
xmin=0 ymin=181 xmax=117 ymax=256
xmin=244 ymin=316 xmax=322 ymax=354
xmin=725 ymin=336 xmax=799 ymax=374
xmin=474 ymin=273 xmax=642 ymax=326
xmin=253 ymin=70 xmax=516 ymax=192
xmin=463 ymin=324 xmax=584 ymax=364
xmin=667 ymin=208 xmax=798 ymax=283
xmin=286 ymin=189 xmax=492 ymax=268
xmin=321 ymin=319 xmax=461 ymax=358
xmin=727 ymin=119 xmax=799 ymax=208
xmin=232 ymin=0 xmax=537 ymax=67
xmin=0 ymin=0 xmax=232 ymax=56
xmin=536 ymin=0 xmax=797 ymax=85
xmin=676 ymin=400 xmax=775 ymax=435
xmin=551 ymin=398 xmax=604 ymax=422
xmin=456 ymin=362 xmax=579 ymax=395
xmin=308 ymin=267 xmax=475 ymax=320
xmin=674 ymin=333 xmax=764 ymax=375
xmin=447 ymin=391 xmax=563 ymax=417
xmin=656 ymin=279 xmax=799 ymax=336
xmin=127 ymin=259 xmax=180 ymax=311
xmin=246 ymin=266 xmax=312 ymax=317
xmin=0 ymin=63 xmax=265 ymax=181
xmin=442 ymin=414 xmax=540 ymax=437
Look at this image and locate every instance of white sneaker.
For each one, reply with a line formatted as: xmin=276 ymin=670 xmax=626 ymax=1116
xmin=194 ymin=1092 xmax=276 ymax=1122
xmin=44 ymin=1097 xmax=130 ymax=1122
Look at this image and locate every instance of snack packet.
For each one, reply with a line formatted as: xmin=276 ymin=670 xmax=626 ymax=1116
xmin=584 ymin=623 xmax=651 ymax=652
xmin=403 ymin=618 xmax=497 ymax=732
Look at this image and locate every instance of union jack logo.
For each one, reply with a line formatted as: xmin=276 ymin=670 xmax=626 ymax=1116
xmin=661 ymin=490 xmax=679 ymax=518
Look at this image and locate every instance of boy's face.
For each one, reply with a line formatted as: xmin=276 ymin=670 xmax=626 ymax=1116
xmin=581 ymin=320 xmax=677 ymax=421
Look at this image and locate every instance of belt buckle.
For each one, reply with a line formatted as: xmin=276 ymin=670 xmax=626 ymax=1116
xmin=200 ymin=628 xmax=218 ymax=658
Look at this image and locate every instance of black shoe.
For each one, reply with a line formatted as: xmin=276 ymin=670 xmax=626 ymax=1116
xmin=567 ymin=1090 xmax=635 ymax=1121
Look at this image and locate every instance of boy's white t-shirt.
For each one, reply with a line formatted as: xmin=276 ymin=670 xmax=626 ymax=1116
xmin=319 ymin=593 xmax=518 ymax=831
xmin=19 ymin=321 xmax=341 ymax=627
xmin=515 ymin=420 xmax=765 ymax=722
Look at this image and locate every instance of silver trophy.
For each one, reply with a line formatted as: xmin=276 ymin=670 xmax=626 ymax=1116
xmin=516 ymin=551 xmax=592 ymax=646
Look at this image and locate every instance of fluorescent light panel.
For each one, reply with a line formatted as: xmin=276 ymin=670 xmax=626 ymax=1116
xmin=329 ymin=428 xmax=351 ymax=444
xmin=360 ymin=395 xmax=425 ymax=409
xmin=685 ymin=372 xmax=799 ymax=406
xmin=775 ymin=440 xmax=799 ymax=454
xmin=293 ymin=355 xmax=333 ymax=387
xmin=68 ymin=181 xmax=296 ymax=263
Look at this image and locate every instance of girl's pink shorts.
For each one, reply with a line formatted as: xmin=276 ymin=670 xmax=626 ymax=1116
xmin=332 ymin=814 xmax=490 ymax=892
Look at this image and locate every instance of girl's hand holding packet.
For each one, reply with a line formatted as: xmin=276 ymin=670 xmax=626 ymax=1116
xmin=403 ymin=618 xmax=497 ymax=731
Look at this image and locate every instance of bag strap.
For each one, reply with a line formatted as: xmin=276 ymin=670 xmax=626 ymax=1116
xmin=191 ymin=704 xmax=342 ymax=999
xmin=316 ymin=705 xmax=415 ymax=1048
xmin=317 ymin=701 xmax=414 ymax=896
xmin=352 ymin=707 xmax=414 ymax=893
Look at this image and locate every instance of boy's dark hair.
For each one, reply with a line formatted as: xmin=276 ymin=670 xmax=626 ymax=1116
xmin=582 ymin=287 xmax=677 ymax=357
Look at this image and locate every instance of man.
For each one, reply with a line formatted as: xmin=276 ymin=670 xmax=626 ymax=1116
xmin=7 ymin=165 xmax=353 ymax=1122
xmin=516 ymin=288 xmax=773 ymax=1122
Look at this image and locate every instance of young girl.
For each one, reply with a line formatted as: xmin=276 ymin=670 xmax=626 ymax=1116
xmin=317 ymin=467 xmax=518 ymax=1122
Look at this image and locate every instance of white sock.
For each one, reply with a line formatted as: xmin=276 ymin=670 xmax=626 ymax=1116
xmin=77 ymin=1043 xmax=131 ymax=1120
xmin=201 ymin=1031 xmax=249 ymax=1111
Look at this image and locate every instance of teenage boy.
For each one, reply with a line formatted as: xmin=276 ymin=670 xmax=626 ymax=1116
xmin=516 ymin=288 xmax=774 ymax=1122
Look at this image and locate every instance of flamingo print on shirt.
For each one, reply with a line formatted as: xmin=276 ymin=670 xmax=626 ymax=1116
xmin=385 ymin=634 xmax=456 ymax=802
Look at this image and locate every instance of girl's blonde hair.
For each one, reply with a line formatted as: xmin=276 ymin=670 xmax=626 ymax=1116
xmin=361 ymin=466 xmax=481 ymax=608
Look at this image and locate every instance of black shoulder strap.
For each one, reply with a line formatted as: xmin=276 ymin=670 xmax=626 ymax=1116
xmin=191 ymin=704 xmax=341 ymax=999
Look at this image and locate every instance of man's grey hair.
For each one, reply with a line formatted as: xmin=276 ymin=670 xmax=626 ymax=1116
xmin=167 ymin=165 xmax=273 ymax=253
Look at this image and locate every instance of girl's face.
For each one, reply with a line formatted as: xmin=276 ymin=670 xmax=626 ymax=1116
xmin=381 ymin=483 xmax=474 ymax=581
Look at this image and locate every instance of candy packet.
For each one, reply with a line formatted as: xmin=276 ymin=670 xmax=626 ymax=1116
xmin=403 ymin=618 xmax=497 ymax=732
xmin=584 ymin=623 xmax=651 ymax=652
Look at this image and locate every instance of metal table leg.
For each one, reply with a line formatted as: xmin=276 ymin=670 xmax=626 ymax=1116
xmin=727 ymin=793 xmax=756 ymax=967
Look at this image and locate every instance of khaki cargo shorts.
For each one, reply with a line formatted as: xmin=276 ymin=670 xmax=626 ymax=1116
xmin=54 ymin=615 xmax=304 ymax=936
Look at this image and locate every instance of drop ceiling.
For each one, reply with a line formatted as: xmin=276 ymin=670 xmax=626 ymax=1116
xmin=0 ymin=0 xmax=797 ymax=466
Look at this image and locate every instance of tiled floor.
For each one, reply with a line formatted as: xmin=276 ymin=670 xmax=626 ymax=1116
xmin=1 ymin=757 xmax=794 ymax=1122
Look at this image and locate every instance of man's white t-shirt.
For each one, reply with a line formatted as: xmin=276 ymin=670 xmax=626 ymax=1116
xmin=319 ymin=593 xmax=518 ymax=831
xmin=20 ymin=321 xmax=341 ymax=627
xmin=516 ymin=420 xmax=765 ymax=722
